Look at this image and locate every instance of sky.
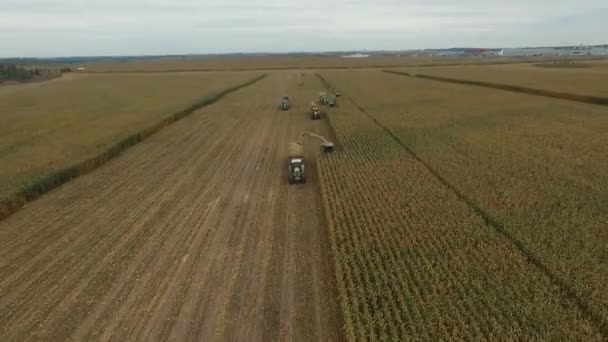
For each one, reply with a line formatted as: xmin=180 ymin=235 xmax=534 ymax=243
xmin=1 ymin=0 xmax=607 ymax=57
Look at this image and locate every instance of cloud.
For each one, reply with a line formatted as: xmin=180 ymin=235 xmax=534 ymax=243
xmin=1 ymin=0 xmax=607 ymax=57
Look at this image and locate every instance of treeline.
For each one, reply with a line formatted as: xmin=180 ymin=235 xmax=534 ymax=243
xmin=0 ymin=64 xmax=59 ymax=83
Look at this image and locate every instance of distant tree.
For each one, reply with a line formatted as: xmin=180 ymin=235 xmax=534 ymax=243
xmin=0 ymin=63 xmax=45 ymax=82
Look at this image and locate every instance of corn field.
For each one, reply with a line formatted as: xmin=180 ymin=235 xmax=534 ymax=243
xmin=317 ymin=87 xmax=603 ymax=340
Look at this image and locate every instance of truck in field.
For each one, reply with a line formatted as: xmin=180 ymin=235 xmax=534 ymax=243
xmin=310 ymin=102 xmax=321 ymax=120
xmin=287 ymin=142 xmax=305 ymax=184
xmin=319 ymin=92 xmax=329 ymax=105
xmin=280 ymin=96 xmax=290 ymax=110
xmin=328 ymin=96 xmax=336 ymax=107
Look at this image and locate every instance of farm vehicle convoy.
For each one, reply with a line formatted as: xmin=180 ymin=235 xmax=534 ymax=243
xmin=281 ymin=92 xmax=336 ymax=184
xmin=280 ymin=91 xmax=337 ymax=113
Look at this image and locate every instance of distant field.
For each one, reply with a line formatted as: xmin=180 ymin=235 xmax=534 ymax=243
xmin=71 ymin=55 xmax=603 ymax=72
xmin=577 ymin=59 xmax=608 ymax=67
xmin=320 ymin=69 xmax=608 ymax=336
xmin=402 ymin=62 xmax=608 ymax=98
xmin=0 ymin=71 xmax=255 ymax=200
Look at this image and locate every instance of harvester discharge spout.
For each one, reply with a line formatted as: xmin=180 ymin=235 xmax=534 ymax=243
xmin=300 ymin=132 xmax=335 ymax=153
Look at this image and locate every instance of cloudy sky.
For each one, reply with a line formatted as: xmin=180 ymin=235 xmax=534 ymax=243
xmin=1 ymin=0 xmax=607 ymax=57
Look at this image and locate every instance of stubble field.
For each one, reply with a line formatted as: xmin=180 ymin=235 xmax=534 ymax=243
xmin=1 ymin=56 xmax=608 ymax=341
xmin=0 ymin=72 xmax=342 ymax=341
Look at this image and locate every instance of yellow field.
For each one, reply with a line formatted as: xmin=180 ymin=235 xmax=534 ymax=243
xmin=317 ymin=90 xmax=601 ymax=340
xmin=72 ymin=55 xmax=602 ymax=72
xmin=2 ymin=58 xmax=608 ymax=340
xmin=319 ymin=69 xmax=608 ymax=337
xmin=403 ymin=62 xmax=608 ymax=98
xmin=578 ymin=59 xmax=608 ymax=67
xmin=0 ymin=71 xmax=256 ymax=200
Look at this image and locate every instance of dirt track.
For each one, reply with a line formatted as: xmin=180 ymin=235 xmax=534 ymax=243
xmin=0 ymin=73 xmax=342 ymax=341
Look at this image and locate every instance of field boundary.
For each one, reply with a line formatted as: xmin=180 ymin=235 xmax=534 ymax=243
xmin=382 ymin=69 xmax=608 ymax=106
xmin=314 ymin=72 xmax=608 ymax=338
xmin=0 ymin=74 xmax=266 ymax=222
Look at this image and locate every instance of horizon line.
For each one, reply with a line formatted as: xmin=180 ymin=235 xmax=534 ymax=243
xmin=1 ymin=43 xmax=607 ymax=60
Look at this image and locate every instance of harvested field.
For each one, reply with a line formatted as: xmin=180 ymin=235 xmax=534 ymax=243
xmin=319 ymin=70 xmax=608 ymax=338
xmin=0 ymin=71 xmax=256 ymax=201
xmin=0 ymin=73 xmax=342 ymax=340
xmin=402 ymin=62 xmax=608 ymax=98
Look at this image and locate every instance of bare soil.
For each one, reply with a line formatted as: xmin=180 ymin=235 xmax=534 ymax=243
xmin=0 ymin=72 xmax=342 ymax=341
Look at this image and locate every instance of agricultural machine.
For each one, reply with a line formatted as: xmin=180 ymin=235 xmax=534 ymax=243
xmin=328 ymin=96 xmax=336 ymax=107
xmin=287 ymin=142 xmax=305 ymax=184
xmin=310 ymin=102 xmax=321 ymax=120
xmin=319 ymin=92 xmax=329 ymax=105
xmin=281 ymin=96 xmax=290 ymax=110
xmin=287 ymin=132 xmax=334 ymax=184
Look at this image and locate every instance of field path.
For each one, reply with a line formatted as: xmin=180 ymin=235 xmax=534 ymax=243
xmin=0 ymin=73 xmax=342 ymax=341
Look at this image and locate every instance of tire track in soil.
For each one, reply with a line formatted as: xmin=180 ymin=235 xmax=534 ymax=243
xmin=0 ymin=111 xmax=244 ymax=337
xmin=77 ymin=112 xmax=261 ymax=341
xmin=0 ymin=72 xmax=343 ymax=341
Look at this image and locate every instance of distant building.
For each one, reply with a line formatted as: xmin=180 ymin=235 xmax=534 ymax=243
xmin=463 ymin=48 xmax=486 ymax=55
xmin=342 ymin=54 xmax=370 ymax=58
xmin=426 ymin=48 xmax=503 ymax=57
xmin=421 ymin=45 xmax=608 ymax=57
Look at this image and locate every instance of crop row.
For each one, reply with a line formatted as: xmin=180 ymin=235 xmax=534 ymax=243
xmin=316 ymin=90 xmax=602 ymax=340
xmin=318 ymin=69 xmax=608 ymax=338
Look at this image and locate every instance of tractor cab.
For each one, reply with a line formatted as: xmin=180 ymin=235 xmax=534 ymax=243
xmin=288 ymin=158 xmax=305 ymax=183
xmin=310 ymin=103 xmax=321 ymax=120
xmin=281 ymin=96 xmax=290 ymax=110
